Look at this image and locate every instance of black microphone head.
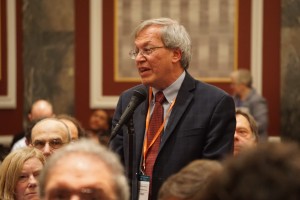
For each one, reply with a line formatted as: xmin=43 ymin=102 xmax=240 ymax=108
xmin=109 ymin=86 xmax=147 ymax=140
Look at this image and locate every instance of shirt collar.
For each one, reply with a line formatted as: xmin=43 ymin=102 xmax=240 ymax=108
xmin=152 ymin=71 xmax=186 ymax=103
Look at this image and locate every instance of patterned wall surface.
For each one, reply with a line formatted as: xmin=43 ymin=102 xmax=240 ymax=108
xmin=281 ymin=0 xmax=300 ymax=138
xmin=115 ymin=0 xmax=236 ymax=82
xmin=23 ymin=0 xmax=75 ymax=118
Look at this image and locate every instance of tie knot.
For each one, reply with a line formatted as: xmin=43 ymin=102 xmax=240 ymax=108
xmin=155 ymin=91 xmax=165 ymax=104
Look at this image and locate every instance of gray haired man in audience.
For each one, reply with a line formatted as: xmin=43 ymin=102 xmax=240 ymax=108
xmin=38 ymin=139 xmax=129 ymax=200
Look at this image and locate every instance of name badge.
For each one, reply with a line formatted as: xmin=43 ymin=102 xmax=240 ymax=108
xmin=138 ymin=175 xmax=150 ymax=200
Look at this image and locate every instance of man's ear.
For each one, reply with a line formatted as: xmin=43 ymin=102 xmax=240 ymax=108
xmin=28 ymin=113 xmax=33 ymax=121
xmin=172 ymin=48 xmax=182 ymax=63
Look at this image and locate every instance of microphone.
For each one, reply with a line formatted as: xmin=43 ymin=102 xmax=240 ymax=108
xmin=110 ymin=87 xmax=147 ymax=140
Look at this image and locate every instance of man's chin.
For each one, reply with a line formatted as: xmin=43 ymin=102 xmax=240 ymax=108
xmin=233 ymin=147 xmax=241 ymax=156
xmin=141 ymin=79 xmax=150 ymax=87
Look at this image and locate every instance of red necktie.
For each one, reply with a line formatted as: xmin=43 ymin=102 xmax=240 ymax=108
xmin=145 ymin=91 xmax=165 ymax=177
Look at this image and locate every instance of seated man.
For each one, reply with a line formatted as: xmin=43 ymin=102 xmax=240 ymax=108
xmin=38 ymin=139 xmax=129 ymax=200
xmin=234 ymin=109 xmax=258 ymax=156
xmin=29 ymin=118 xmax=71 ymax=158
xmin=56 ymin=114 xmax=86 ymax=141
xmin=230 ymin=69 xmax=268 ymax=141
xmin=11 ymin=99 xmax=55 ymax=151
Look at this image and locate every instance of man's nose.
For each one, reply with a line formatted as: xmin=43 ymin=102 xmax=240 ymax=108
xmin=234 ymin=132 xmax=239 ymax=141
xmin=135 ymin=51 xmax=146 ymax=62
xmin=42 ymin=142 xmax=51 ymax=157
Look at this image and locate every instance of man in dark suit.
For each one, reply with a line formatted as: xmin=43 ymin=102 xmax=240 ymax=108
xmin=109 ymin=18 xmax=236 ymax=200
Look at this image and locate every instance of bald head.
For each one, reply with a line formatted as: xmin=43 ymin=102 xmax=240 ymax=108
xmin=29 ymin=100 xmax=54 ymax=121
xmin=59 ymin=118 xmax=79 ymax=141
xmin=30 ymin=118 xmax=71 ymax=158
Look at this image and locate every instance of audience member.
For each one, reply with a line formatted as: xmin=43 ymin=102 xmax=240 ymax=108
xmin=0 ymin=147 xmax=46 ymax=200
xmin=86 ymin=109 xmax=111 ymax=145
xmin=158 ymin=159 xmax=223 ymax=200
xmin=11 ymin=99 xmax=55 ymax=151
xmin=29 ymin=118 xmax=71 ymax=158
xmin=109 ymin=17 xmax=236 ymax=200
xmin=230 ymin=69 xmax=268 ymax=141
xmin=56 ymin=114 xmax=86 ymax=141
xmin=38 ymin=139 xmax=129 ymax=200
xmin=233 ymin=109 xmax=258 ymax=156
xmin=204 ymin=142 xmax=300 ymax=200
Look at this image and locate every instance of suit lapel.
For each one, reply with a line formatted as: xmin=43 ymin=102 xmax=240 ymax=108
xmin=159 ymin=73 xmax=196 ymax=150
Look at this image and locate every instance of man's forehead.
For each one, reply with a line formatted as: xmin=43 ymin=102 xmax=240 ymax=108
xmin=236 ymin=116 xmax=251 ymax=128
xmin=52 ymin=153 xmax=110 ymax=173
xmin=32 ymin=119 xmax=69 ymax=139
xmin=32 ymin=135 xmax=63 ymax=141
xmin=94 ymin=110 xmax=107 ymax=118
xmin=33 ymin=119 xmax=67 ymax=131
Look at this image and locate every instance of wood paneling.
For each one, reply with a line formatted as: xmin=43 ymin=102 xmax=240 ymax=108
xmin=0 ymin=0 xmax=8 ymax=95
xmin=262 ymin=0 xmax=280 ymax=136
xmin=0 ymin=0 xmax=23 ymax=135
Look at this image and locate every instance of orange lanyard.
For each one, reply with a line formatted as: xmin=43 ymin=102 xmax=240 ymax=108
xmin=142 ymin=87 xmax=176 ymax=171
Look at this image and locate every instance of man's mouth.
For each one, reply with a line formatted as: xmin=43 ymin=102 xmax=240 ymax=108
xmin=139 ymin=67 xmax=150 ymax=73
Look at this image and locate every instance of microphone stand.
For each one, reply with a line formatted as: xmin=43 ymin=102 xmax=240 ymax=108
xmin=126 ymin=117 xmax=136 ymax=200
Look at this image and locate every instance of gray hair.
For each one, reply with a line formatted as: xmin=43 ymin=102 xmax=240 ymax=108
xmin=231 ymin=69 xmax=252 ymax=88
xmin=133 ymin=18 xmax=192 ymax=69
xmin=39 ymin=139 xmax=129 ymax=200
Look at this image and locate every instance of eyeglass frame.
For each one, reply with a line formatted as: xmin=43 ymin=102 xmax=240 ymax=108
xmin=129 ymin=46 xmax=165 ymax=60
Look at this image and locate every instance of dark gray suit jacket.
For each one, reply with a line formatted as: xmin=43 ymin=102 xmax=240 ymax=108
xmin=109 ymin=72 xmax=236 ymax=200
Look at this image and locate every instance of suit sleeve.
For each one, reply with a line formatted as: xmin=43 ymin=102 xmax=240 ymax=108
xmin=203 ymin=94 xmax=236 ymax=159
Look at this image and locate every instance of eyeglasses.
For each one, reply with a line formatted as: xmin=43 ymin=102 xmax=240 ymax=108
xmin=129 ymin=46 xmax=165 ymax=59
xmin=32 ymin=139 xmax=65 ymax=150
xmin=48 ymin=188 xmax=110 ymax=200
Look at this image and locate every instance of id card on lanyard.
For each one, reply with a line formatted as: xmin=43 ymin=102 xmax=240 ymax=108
xmin=138 ymin=175 xmax=150 ymax=200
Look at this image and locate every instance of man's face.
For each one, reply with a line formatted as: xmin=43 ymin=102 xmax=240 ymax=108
xmin=44 ymin=154 xmax=117 ymax=200
xmin=234 ymin=114 xmax=257 ymax=156
xmin=89 ymin=110 xmax=109 ymax=132
xmin=15 ymin=157 xmax=43 ymax=200
xmin=30 ymin=119 xmax=69 ymax=158
xmin=134 ymin=25 xmax=183 ymax=90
